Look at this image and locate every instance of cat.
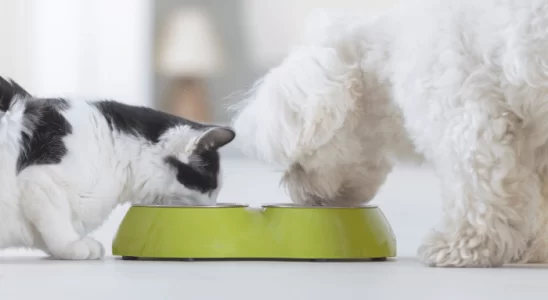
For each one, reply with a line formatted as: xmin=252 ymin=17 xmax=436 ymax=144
xmin=0 ymin=76 xmax=235 ymax=260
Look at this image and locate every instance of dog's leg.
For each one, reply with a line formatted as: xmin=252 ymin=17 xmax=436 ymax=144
xmin=511 ymin=169 xmax=548 ymax=264
xmin=418 ymin=111 xmax=539 ymax=267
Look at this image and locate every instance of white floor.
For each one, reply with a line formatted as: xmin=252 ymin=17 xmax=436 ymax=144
xmin=1 ymin=159 xmax=547 ymax=300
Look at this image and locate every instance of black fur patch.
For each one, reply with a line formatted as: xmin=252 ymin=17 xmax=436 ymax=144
xmin=0 ymin=77 xmax=31 ymax=112
xmin=92 ymin=100 xmax=211 ymax=143
xmin=164 ymin=151 xmax=220 ymax=193
xmin=17 ymin=98 xmax=73 ymax=173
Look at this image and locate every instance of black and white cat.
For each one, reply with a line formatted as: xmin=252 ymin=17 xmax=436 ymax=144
xmin=0 ymin=77 xmax=235 ymax=260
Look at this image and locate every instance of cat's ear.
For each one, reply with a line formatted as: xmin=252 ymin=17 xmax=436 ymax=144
xmin=0 ymin=76 xmax=31 ymax=98
xmin=0 ymin=77 xmax=32 ymax=111
xmin=192 ymin=126 xmax=236 ymax=154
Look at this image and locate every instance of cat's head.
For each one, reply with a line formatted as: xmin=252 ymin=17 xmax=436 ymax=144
xmin=136 ymin=124 xmax=236 ymax=206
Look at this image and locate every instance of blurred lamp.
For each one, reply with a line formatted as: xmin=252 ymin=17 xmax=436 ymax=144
xmin=157 ymin=7 xmax=225 ymax=122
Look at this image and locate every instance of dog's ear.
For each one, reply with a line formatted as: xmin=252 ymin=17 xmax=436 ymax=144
xmin=297 ymin=47 xmax=361 ymax=150
xmin=232 ymin=46 xmax=362 ymax=167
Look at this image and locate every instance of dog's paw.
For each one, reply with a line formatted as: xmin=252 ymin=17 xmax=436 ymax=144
xmin=511 ymin=241 xmax=548 ymax=264
xmin=52 ymin=237 xmax=105 ymax=260
xmin=417 ymin=230 xmax=501 ymax=268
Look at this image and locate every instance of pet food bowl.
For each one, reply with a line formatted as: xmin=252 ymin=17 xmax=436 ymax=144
xmin=111 ymin=203 xmax=396 ymax=261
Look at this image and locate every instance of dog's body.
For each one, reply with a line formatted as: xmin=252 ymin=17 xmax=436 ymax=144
xmin=232 ymin=0 xmax=548 ymax=267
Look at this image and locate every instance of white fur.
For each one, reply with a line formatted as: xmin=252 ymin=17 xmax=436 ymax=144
xmin=0 ymin=97 xmax=226 ymax=260
xmin=232 ymin=0 xmax=548 ymax=267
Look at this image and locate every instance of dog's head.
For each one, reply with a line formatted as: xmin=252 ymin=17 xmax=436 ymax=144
xmin=230 ymin=44 xmax=369 ymax=206
xmin=231 ymin=13 xmax=407 ymax=205
xmin=231 ymin=45 xmax=363 ymax=169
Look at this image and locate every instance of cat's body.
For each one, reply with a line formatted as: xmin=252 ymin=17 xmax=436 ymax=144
xmin=0 ymin=77 xmax=235 ymax=259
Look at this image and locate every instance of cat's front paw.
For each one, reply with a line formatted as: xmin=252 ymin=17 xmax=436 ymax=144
xmin=52 ymin=237 xmax=105 ymax=260
xmin=417 ymin=230 xmax=500 ymax=268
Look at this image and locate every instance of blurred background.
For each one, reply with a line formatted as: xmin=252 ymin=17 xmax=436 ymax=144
xmin=0 ymin=0 xmax=400 ymax=156
xmin=0 ymin=0 xmax=442 ymax=258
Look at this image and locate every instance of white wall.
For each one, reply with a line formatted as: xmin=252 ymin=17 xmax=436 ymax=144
xmin=0 ymin=0 xmax=34 ymax=88
xmin=0 ymin=0 xmax=152 ymax=106
xmin=241 ymin=0 xmax=402 ymax=68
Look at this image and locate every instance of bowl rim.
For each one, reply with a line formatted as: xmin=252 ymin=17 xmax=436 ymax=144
xmin=131 ymin=203 xmax=378 ymax=209
xmin=131 ymin=203 xmax=249 ymax=208
xmin=260 ymin=203 xmax=378 ymax=209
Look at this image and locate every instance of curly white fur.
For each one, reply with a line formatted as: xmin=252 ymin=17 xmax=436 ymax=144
xmin=232 ymin=0 xmax=548 ymax=267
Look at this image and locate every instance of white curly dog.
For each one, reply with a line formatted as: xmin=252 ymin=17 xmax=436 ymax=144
xmin=232 ymin=0 xmax=548 ymax=267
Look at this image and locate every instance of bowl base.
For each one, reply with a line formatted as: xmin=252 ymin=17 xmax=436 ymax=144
xmin=121 ymin=256 xmax=139 ymax=261
xmin=119 ymin=256 xmax=389 ymax=262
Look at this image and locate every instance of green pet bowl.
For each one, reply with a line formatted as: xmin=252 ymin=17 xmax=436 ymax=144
xmin=112 ymin=203 xmax=396 ymax=261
